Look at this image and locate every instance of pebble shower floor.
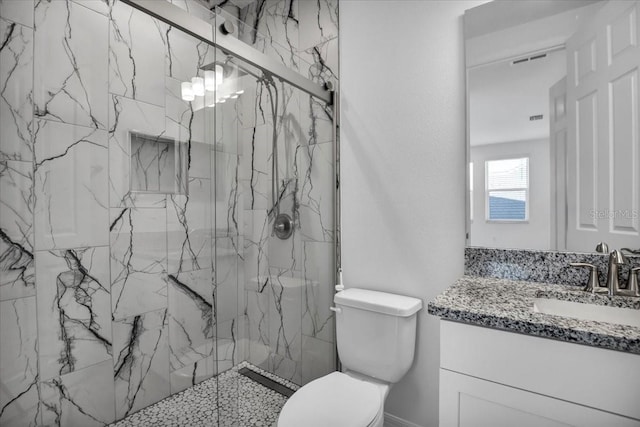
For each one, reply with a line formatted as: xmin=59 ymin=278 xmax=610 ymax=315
xmin=109 ymin=363 xmax=298 ymax=427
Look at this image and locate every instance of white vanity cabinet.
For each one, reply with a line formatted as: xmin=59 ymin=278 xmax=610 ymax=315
xmin=439 ymin=321 xmax=640 ymax=427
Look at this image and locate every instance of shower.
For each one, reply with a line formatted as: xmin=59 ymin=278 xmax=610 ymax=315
xmin=261 ymin=70 xmax=296 ymax=240
xmin=0 ymin=0 xmax=338 ymax=425
xmin=205 ymin=57 xmax=296 ymax=240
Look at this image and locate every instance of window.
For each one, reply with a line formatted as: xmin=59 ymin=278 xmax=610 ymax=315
xmin=485 ymin=157 xmax=529 ymax=221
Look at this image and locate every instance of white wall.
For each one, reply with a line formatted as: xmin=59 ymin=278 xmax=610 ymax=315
xmin=470 ymin=139 xmax=552 ymax=250
xmin=339 ymin=1 xmax=484 ymax=426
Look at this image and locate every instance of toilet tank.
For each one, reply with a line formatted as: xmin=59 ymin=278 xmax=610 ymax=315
xmin=334 ymin=288 xmax=422 ymax=383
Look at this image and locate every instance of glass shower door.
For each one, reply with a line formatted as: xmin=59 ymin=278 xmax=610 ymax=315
xmin=108 ymin=4 xmax=220 ymax=424
xmin=211 ymin=11 xmax=337 ymax=424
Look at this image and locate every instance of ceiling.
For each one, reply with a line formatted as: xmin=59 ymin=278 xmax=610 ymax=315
xmin=464 ymin=0 xmax=601 ymax=39
xmin=469 ymin=48 xmax=566 ymax=146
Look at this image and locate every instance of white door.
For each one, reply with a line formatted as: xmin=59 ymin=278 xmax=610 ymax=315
xmin=550 ymin=77 xmax=568 ymax=251
xmin=566 ymin=0 xmax=640 ymax=251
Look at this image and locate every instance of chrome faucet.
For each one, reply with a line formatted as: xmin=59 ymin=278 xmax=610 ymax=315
xmin=617 ymin=266 xmax=640 ymax=297
xmin=628 ymin=267 xmax=640 ymax=297
xmin=606 ymin=249 xmax=628 ymax=296
xmin=572 ymin=249 xmax=638 ymax=297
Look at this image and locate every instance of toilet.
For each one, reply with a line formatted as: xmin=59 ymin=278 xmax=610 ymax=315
xmin=277 ymin=288 xmax=423 ymax=427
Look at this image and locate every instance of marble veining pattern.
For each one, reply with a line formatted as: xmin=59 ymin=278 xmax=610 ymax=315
xmin=167 ymin=269 xmax=214 ymax=373
xmin=428 ymin=276 xmax=640 ymax=354
xmin=216 ymin=318 xmax=240 ymax=373
xmin=0 ymin=160 xmax=35 ymax=301
xmin=170 ymin=355 xmax=213 ymax=395
xmin=110 ymin=206 xmax=168 ymax=321
xmin=0 ymin=16 xmax=33 ymax=162
xmin=109 ymin=1 xmax=167 ymax=107
xmin=40 ymin=360 xmax=116 ymax=426
xmin=164 ymin=24 xmax=214 ymax=83
xmin=301 ymin=241 xmax=334 ymax=344
xmin=0 ymin=297 xmax=40 ymax=426
xmin=214 ymin=150 xmax=241 ymax=237
xmin=167 ymin=178 xmax=213 ymax=274
xmin=33 ymin=0 xmax=109 ymax=129
xmin=297 ymin=0 xmax=338 ymax=51
xmin=36 ymin=247 xmax=112 ymax=381
xmin=165 ymin=78 xmax=211 ymax=148
xmin=113 ymin=308 xmax=170 ymax=420
xmin=33 ymin=119 xmax=109 ymax=250
xmin=0 ymin=11 xmax=36 ymax=303
xmin=296 ymin=141 xmax=334 ymax=242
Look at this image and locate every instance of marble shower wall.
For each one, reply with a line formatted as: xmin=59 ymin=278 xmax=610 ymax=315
xmin=0 ymin=0 xmax=221 ymax=425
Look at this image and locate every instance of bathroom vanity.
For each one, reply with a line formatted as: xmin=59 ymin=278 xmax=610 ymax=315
xmin=429 ymin=277 xmax=640 ymax=427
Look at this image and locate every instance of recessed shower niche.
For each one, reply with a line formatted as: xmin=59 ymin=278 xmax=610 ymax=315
xmin=129 ymin=131 xmax=188 ymax=195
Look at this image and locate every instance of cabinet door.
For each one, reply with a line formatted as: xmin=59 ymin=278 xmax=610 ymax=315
xmin=440 ymin=369 xmax=640 ymax=427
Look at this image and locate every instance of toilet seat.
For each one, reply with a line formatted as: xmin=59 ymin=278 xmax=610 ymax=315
xmin=277 ymin=372 xmax=384 ymax=427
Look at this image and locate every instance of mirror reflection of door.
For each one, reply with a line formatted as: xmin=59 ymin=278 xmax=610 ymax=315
xmin=566 ymin=0 xmax=640 ymax=251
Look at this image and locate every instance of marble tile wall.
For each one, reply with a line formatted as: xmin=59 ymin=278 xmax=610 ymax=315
xmin=1 ymin=0 xmax=338 ymax=425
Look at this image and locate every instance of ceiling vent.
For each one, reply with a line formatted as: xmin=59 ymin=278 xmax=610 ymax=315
xmin=512 ymin=53 xmax=548 ymax=66
xmin=529 ymin=114 xmax=544 ymax=121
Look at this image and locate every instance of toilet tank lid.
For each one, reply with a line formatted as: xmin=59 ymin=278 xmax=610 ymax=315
xmin=334 ymin=288 xmax=423 ymax=317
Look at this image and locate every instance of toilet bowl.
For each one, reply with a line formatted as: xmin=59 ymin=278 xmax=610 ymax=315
xmin=277 ymin=371 xmax=389 ymax=427
xmin=277 ymin=288 xmax=422 ymax=427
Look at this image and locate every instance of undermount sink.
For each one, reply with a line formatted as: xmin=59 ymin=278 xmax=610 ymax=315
xmin=533 ymin=298 xmax=640 ymax=328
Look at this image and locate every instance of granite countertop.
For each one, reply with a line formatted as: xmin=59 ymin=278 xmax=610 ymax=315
xmin=427 ymin=276 xmax=640 ymax=354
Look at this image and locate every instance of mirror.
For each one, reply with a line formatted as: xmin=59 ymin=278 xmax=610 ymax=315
xmin=465 ymin=0 xmax=640 ymax=253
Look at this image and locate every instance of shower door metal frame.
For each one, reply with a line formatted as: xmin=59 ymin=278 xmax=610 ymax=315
xmin=121 ymin=0 xmax=333 ymax=105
